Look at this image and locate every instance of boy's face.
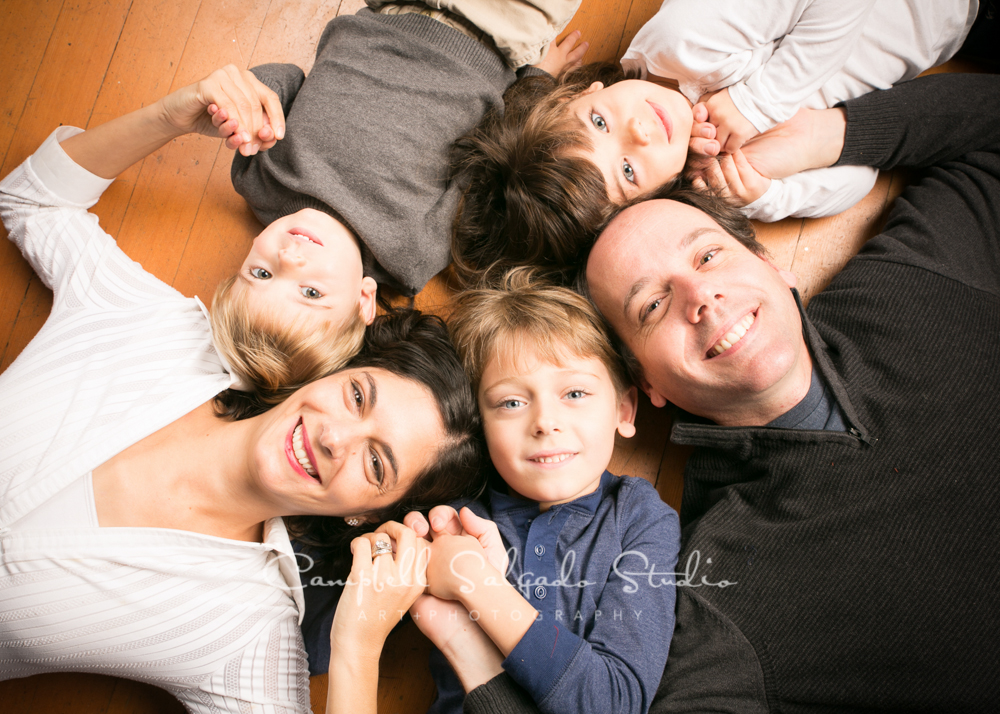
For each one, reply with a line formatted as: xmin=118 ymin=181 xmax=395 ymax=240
xmin=478 ymin=344 xmax=637 ymax=511
xmin=238 ymin=208 xmax=377 ymax=330
xmin=566 ymin=80 xmax=693 ymax=202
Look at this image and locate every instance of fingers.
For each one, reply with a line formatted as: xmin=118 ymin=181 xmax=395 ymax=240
xmin=692 ymin=102 xmax=709 ymax=124
xmin=428 ymin=505 xmax=463 ymax=536
xmin=688 ymin=136 xmax=720 ymax=157
xmin=403 ymin=510 xmax=430 ymax=538
xmin=459 ymin=507 xmax=508 ymax=574
xmin=349 ymin=536 xmax=374 ymax=572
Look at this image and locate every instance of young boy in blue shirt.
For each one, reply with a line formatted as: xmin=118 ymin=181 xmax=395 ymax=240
xmin=411 ymin=268 xmax=681 ymax=714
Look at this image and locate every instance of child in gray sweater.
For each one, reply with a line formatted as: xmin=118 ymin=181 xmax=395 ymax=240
xmin=231 ymin=1 xmax=585 ymax=296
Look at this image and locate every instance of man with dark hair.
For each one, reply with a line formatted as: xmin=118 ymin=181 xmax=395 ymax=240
xmin=449 ymin=72 xmax=1000 ymax=711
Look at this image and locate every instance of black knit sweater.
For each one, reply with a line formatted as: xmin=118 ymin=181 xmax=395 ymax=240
xmin=465 ymin=73 xmax=1000 ymax=713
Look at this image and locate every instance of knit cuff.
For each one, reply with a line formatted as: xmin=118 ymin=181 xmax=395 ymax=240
xmin=835 ymin=92 xmax=900 ymax=168
xmin=464 ymin=672 xmax=538 ymax=714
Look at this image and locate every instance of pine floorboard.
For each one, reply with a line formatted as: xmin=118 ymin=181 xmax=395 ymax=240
xmin=0 ymin=0 xmax=986 ymax=711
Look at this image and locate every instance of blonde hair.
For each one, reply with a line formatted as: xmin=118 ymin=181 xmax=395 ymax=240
xmin=449 ymin=267 xmax=629 ymax=397
xmin=210 ymin=275 xmax=367 ymax=406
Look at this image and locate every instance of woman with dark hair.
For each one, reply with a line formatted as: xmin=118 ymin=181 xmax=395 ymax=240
xmin=0 ymin=70 xmax=482 ymax=713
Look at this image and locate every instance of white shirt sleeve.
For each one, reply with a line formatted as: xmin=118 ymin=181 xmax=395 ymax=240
xmin=740 ymin=164 xmax=879 ymax=221
xmin=622 ymin=0 xmax=876 ymax=132
xmin=1 ymin=126 xmax=180 ymax=308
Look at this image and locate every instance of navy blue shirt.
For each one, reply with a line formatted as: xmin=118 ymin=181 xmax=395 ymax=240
xmin=430 ymin=471 xmax=681 ymax=714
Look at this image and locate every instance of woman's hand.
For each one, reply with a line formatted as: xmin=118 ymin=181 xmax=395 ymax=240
xmin=158 ymin=64 xmax=285 ymax=156
xmin=327 ymin=521 xmax=429 ymax=714
xmin=533 ymin=30 xmax=589 ymax=78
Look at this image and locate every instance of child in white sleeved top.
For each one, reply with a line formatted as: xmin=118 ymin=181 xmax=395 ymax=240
xmin=620 ymin=0 xmax=979 ymax=220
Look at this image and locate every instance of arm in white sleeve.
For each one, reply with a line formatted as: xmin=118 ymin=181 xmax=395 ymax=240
xmin=0 ymin=127 xmax=115 ymax=293
xmin=740 ymin=164 xmax=879 ymax=222
xmin=622 ymin=0 xmax=875 ymax=131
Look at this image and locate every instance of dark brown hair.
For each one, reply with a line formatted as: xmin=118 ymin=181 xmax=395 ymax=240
xmin=451 ymin=63 xmax=646 ymax=286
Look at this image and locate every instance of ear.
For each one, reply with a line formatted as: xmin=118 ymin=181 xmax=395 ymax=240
xmin=359 ymin=277 xmax=378 ymax=325
xmin=580 ymin=81 xmax=605 ymax=97
xmin=761 ymin=255 xmax=797 ymax=288
xmin=616 ymin=385 xmax=639 ymax=439
xmin=639 ymin=377 xmax=669 ymax=408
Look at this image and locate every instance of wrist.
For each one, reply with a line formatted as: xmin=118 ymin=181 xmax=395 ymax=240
xmin=813 ymin=107 xmax=847 ymax=169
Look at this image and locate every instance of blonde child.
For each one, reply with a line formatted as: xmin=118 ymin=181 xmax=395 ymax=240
xmin=410 ymin=268 xmax=681 ymax=714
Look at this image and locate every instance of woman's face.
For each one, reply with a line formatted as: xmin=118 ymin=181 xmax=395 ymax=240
xmin=250 ymin=366 xmax=445 ymax=518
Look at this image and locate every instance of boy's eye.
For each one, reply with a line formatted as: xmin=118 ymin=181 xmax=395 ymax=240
xmin=590 ymin=112 xmax=608 ymax=132
xmin=566 ymin=390 xmax=586 ymax=400
xmin=501 ymin=399 xmax=525 ymax=410
xmin=250 ymin=267 xmax=272 ymax=280
xmin=301 ymin=286 xmax=322 ymax=299
xmin=623 ymin=160 xmax=635 ymax=184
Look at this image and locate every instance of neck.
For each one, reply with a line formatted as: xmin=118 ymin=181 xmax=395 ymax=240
xmin=94 ymin=401 xmax=278 ymax=541
xmin=712 ymin=346 xmax=814 ymax=427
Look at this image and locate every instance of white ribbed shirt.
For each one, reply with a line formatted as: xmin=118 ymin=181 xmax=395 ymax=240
xmin=622 ymin=0 xmax=978 ymax=220
xmin=0 ymin=128 xmax=310 ymax=713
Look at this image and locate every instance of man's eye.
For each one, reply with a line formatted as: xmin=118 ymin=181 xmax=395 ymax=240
xmin=623 ymin=160 xmax=635 ymax=184
xmin=301 ymin=286 xmax=322 ymax=299
xmin=369 ymin=448 xmax=384 ymax=486
xmin=700 ymin=250 xmax=718 ymax=265
xmin=250 ymin=267 xmax=272 ymax=280
xmin=642 ymin=298 xmax=662 ymax=322
xmin=590 ymin=113 xmax=608 ymax=132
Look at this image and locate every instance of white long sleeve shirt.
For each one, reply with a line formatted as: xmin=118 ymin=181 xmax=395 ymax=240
xmin=0 ymin=128 xmax=310 ymax=713
xmin=622 ymin=0 xmax=978 ymax=220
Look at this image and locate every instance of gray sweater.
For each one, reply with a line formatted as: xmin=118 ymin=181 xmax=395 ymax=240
xmin=231 ymin=9 xmax=516 ymax=295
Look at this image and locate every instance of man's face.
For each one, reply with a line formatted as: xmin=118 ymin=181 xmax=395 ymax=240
xmin=586 ymin=200 xmax=811 ymax=425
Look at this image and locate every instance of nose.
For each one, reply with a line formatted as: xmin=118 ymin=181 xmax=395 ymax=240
xmin=628 ymin=116 xmax=650 ymax=146
xmin=679 ymin=275 xmax=723 ymax=324
xmin=278 ymin=246 xmax=306 ymax=268
xmin=319 ymin=422 xmax=358 ymax=469
xmin=532 ymin=399 xmax=561 ymax=436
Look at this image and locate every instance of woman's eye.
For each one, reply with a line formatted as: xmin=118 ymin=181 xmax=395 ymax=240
xmin=590 ymin=113 xmax=608 ymax=132
xmin=369 ymin=448 xmax=384 ymax=486
xmin=250 ymin=267 xmax=272 ymax=280
xmin=623 ymin=160 xmax=635 ymax=184
xmin=352 ymin=382 xmax=364 ymax=409
xmin=301 ymin=286 xmax=322 ymax=299
xmin=700 ymin=250 xmax=718 ymax=265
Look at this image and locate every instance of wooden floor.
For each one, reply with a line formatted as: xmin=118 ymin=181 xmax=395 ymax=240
xmin=0 ymin=0 xmax=986 ymax=711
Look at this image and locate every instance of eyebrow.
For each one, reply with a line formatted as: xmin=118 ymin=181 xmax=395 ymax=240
xmin=365 ymin=372 xmax=399 ymax=487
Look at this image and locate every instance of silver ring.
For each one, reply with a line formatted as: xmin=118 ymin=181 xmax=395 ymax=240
xmin=372 ymin=539 xmax=392 ymax=557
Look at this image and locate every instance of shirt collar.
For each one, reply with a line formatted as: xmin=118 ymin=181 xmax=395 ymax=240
xmin=488 ymin=470 xmax=615 ymax=516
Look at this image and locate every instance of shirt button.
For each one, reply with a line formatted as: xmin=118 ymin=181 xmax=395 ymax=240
xmin=534 ymin=585 xmax=547 ymax=599
xmin=534 ymin=544 xmax=545 ymax=557
xmin=526 ymin=519 xmax=533 ymax=527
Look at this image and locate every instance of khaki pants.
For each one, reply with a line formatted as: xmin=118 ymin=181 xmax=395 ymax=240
xmin=367 ymin=0 xmax=582 ymax=67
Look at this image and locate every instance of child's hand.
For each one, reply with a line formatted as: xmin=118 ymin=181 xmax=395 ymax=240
xmin=688 ymin=102 xmax=721 ymax=157
xmin=691 ymin=149 xmax=770 ymax=207
xmin=696 ymin=87 xmax=759 ymax=154
xmin=404 ymin=506 xmax=509 ymax=575
xmin=159 ymin=65 xmax=286 ymax=157
xmin=425 ymin=534 xmax=502 ymax=603
xmin=533 ymin=30 xmax=588 ymax=78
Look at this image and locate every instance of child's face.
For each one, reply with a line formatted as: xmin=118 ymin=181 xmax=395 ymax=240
xmin=478 ymin=344 xmax=637 ymax=511
xmin=239 ymin=209 xmax=377 ymax=329
xmin=565 ymin=79 xmax=693 ymax=202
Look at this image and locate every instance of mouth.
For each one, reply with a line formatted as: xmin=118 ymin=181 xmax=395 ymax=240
xmin=706 ymin=310 xmax=756 ymax=359
xmin=290 ymin=229 xmax=323 ymax=247
xmin=647 ymin=101 xmax=672 ymax=142
xmin=527 ymin=451 xmax=577 ymax=466
xmin=286 ymin=418 xmax=321 ymax=483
